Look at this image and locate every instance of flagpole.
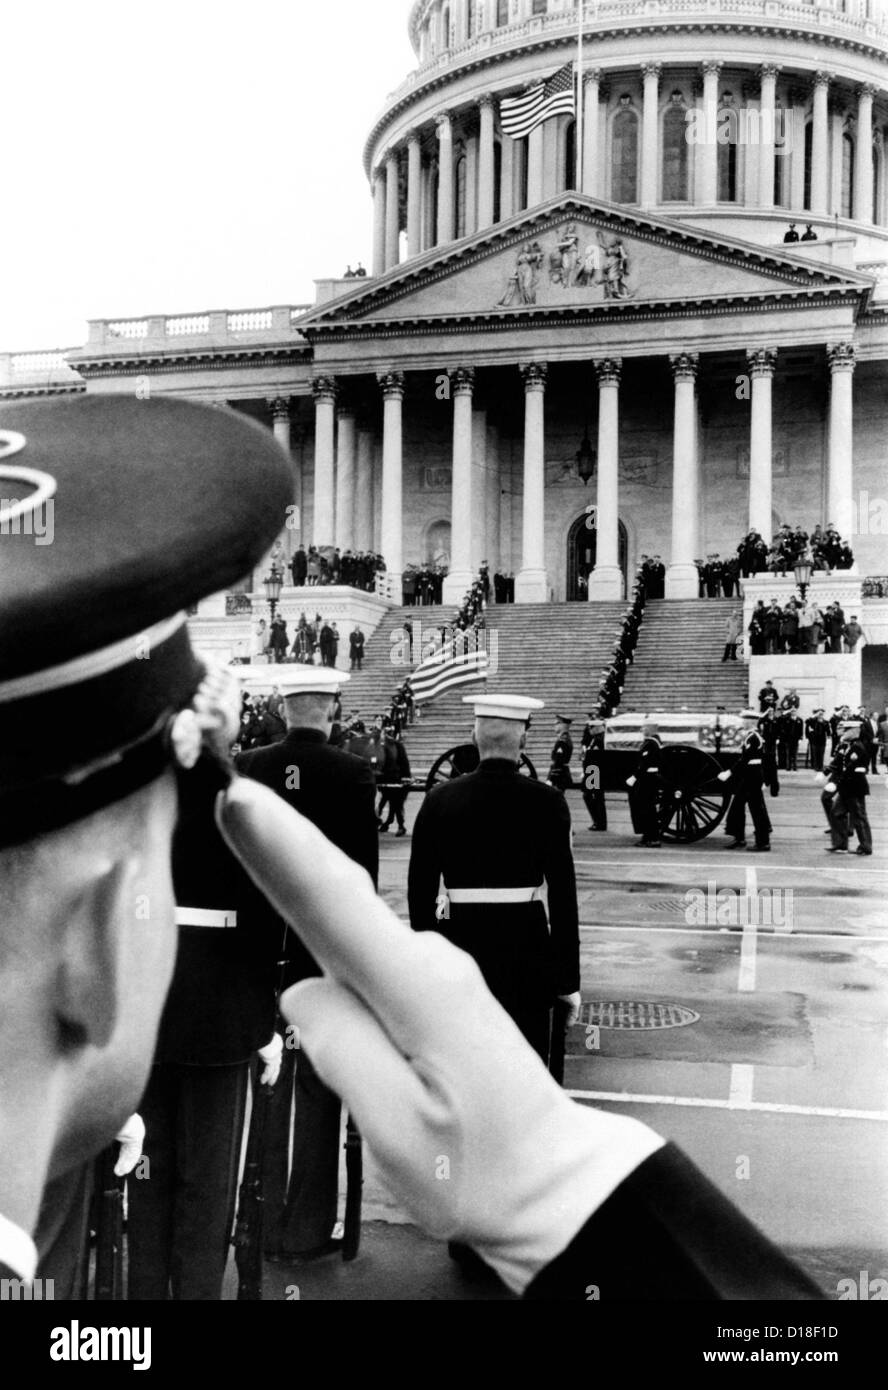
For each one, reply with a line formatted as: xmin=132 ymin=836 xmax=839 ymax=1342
xmin=576 ymin=1 xmax=584 ymax=191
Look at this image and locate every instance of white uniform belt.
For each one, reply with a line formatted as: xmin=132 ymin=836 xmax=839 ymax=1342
xmin=436 ymin=886 xmax=543 ymax=921
xmin=645 ymin=767 xmax=660 ymax=773
xmin=747 ymin=759 xmax=762 ymax=765
xmin=175 ymin=907 xmax=238 ymax=929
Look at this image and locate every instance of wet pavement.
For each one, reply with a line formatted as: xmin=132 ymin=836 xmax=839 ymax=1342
xmin=238 ymin=775 xmax=888 ymax=1300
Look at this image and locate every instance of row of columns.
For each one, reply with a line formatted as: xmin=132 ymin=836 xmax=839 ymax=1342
xmin=295 ymin=343 xmax=857 ymax=603
xmin=372 ymin=67 xmax=882 ymax=271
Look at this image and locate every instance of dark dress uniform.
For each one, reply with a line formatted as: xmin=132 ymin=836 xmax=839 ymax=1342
xmin=725 ymin=729 xmax=772 ymax=849
xmin=408 ymin=759 xmax=580 ymax=1062
xmin=805 ymin=715 xmax=828 ymax=771
xmin=580 ymin=728 xmax=607 ymax=830
xmin=235 ymin=728 xmax=378 ymax=1256
xmin=548 ymin=729 xmax=574 ymax=790
xmin=780 ymin=712 xmax=803 ymax=771
xmin=628 ymin=735 xmax=663 ymax=845
xmin=127 ymin=756 xmax=281 ymax=1301
xmin=830 ymin=738 xmax=872 ymax=854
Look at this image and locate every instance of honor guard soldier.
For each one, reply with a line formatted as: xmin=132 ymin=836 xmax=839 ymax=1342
xmin=408 ymin=695 xmax=581 ymax=1064
xmin=235 ymin=665 xmax=378 ymax=1260
xmin=580 ymin=716 xmax=607 ymax=831
xmin=722 ymin=710 xmax=772 ymax=852
xmin=805 ymin=708 xmax=828 ymax=771
xmin=626 ymin=722 xmax=664 ymax=847
xmin=547 ymin=715 xmax=575 ymax=791
xmin=0 ymin=395 xmax=293 ymax=1286
xmin=824 ymin=721 xmax=873 ymax=856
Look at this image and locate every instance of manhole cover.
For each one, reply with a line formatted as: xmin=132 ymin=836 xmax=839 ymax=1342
xmin=580 ymin=1001 xmax=700 ymax=1030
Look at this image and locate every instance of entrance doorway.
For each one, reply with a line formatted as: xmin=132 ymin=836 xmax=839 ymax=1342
xmin=424 ymin=519 xmax=451 ymax=568
xmin=566 ymin=511 xmax=628 ymax=600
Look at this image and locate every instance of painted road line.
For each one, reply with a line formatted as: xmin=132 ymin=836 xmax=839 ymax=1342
xmin=737 ymin=867 xmax=758 ymax=991
xmin=729 ymin=1064 xmax=755 ymax=1107
xmin=577 ymin=923 xmax=888 ymax=943
xmin=568 ymin=858 xmax=888 ymax=876
xmin=565 ymin=1088 xmax=888 ymax=1123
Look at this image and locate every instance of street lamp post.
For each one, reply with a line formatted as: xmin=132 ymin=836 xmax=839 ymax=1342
xmin=263 ymin=563 xmax=284 ymax=623
xmin=793 ymin=553 xmax=814 ymax=602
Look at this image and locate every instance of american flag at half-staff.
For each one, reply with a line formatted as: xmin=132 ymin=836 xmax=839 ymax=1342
xmin=500 ymin=63 xmax=576 ymax=140
xmin=409 ymin=640 xmax=490 ymax=705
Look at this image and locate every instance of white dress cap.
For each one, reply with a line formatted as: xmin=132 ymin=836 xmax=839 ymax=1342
xmin=463 ymin=693 xmax=545 ymax=721
xmin=232 ymin=665 xmax=350 ymax=697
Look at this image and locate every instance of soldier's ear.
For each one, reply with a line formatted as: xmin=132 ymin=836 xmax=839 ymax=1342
xmin=53 ymin=856 xmax=141 ymax=1051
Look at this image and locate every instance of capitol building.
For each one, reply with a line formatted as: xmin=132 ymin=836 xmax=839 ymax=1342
xmin=3 ymin=0 xmax=888 ymax=701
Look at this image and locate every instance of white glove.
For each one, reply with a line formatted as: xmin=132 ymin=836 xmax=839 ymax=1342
xmin=114 ymin=1114 xmax=145 ymax=1177
xmin=824 ymin=783 xmax=836 ymax=795
xmin=814 ymin=772 xmax=826 ymax=786
xmin=216 ymin=776 xmax=664 ymax=1296
xmin=625 ymin=775 xmax=637 ymax=788
xmin=717 ymin=770 xmax=731 ymax=783
xmin=558 ymin=991 xmax=582 ymax=1027
xmin=258 ymin=1033 xmax=284 ymax=1087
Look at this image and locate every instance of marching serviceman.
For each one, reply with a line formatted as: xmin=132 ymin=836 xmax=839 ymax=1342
xmin=408 ymin=695 xmax=581 ymax=1065
xmin=0 ymin=394 xmax=293 ymax=1287
xmin=127 ymin=742 xmax=283 ymax=1300
xmin=825 ymin=720 xmax=873 ymax=856
xmin=547 ymin=715 xmax=575 ymax=791
xmin=580 ymin=716 xmax=607 ymax=831
xmin=235 ymin=666 xmax=378 ymax=1261
xmin=626 ymin=722 xmax=663 ymax=847
xmin=722 ymin=710 xmax=772 ymax=852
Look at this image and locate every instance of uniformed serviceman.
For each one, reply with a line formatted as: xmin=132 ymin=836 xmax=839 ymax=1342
xmin=0 ymin=394 xmax=293 ymax=1285
xmin=805 ymin=708 xmax=828 ymax=770
xmin=824 ymin=720 xmax=873 ymax=856
xmin=547 ymin=715 xmax=575 ymax=791
xmin=408 ymin=695 xmax=581 ymax=1064
xmin=626 ymin=722 xmax=663 ymax=847
xmin=722 ymin=710 xmax=772 ymax=852
xmin=235 ymin=665 xmax=378 ymax=1260
xmin=580 ymin=716 xmax=607 ymax=831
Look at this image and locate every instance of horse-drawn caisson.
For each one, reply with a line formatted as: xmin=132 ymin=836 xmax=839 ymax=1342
xmin=425 ymin=712 xmax=744 ymax=844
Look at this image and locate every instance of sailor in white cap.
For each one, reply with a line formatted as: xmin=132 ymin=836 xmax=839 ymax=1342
xmin=721 ymin=709 xmax=772 ymax=851
xmin=408 ymin=693 xmax=581 ymax=1065
xmin=234 ymin=663 xmax=379 ymax=1260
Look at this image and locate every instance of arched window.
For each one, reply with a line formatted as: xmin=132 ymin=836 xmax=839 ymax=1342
xmin=493 ymin=140 xmax=503 ymax=221
xmin=532 ymin=0 xmax=548 ymax=14
xmin=717 ymin=104 xmax=738 ymax=202
xmin=612 ymin=103 xmax=639 ymax=203
xmin=661 ymin=98 xmax=689 ymax=201
xmin=841 ymin=131 xmax=855 ymax=218
xmin=455 ymin=155 xmax=468 ymax=237
xmin=563 ymin=119 xmax=577 ymax=190
xmin=803 ymin=119 xmax=813 ymax=209
xmin=497 ymin=0 xmax=510 ymax=24
xmin=774 ymin=137 xmax=790 ymax=207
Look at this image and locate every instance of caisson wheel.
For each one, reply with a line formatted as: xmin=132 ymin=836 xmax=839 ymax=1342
xmin=657 ymin=745 xmax=730 ymax=842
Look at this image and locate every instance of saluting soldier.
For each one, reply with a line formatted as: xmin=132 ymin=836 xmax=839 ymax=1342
xmin=580 ymin=716 xmax=607 ymax=831
xmin=626 ymin=722 xmax=664 ymax=848
xmin=408 ymin=695 xmax=581 ymax=1065
xmin=547 ymin=715 xmax=575 ymax=791
xmin=722 ymin=710 xmax=772 ymax=851
xmin=825 ymin=721 xmax=873 ymax=856
xmin=235 ymin=666 xmax=378 ymax=1261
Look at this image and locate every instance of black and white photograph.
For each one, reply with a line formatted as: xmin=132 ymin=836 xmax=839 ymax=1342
xmin=1 ymin=0 xmax=887 ymax=1364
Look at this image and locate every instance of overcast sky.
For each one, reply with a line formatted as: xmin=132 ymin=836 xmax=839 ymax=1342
xmin=1 ymin=0 xmax=416 ymax=351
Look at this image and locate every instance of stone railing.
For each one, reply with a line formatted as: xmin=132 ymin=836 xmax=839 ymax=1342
xmin=388 ymin=0 xmax=887 ymax=121
xmin=0 ymin=349 xmax=84 ymax=388
xmin=75 ymin=305 xmax=313 ymax=354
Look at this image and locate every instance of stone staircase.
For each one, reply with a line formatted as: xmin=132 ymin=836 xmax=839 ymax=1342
xmin=619 ymin=599 xmax=748 ymax=714
xmin=345 ymin=602 xmax=626 ymax=775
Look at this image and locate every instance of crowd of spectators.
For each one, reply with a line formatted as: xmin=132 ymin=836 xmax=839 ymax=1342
xmin=639 ymin=555 xmax=665 ymax=598
xmin=747 ymin=598 xmax=867 ymax=655
xmin=592 ymin=569 xmax=646 ymax=718
xmin=735 ymin=524 xmax=854 ymax=579
xmin=248 ymin=612 xmax=343 ymax=665
xmin=402 ymin=563 xmax=447 ymax=605
xmin=289 ymin=546 xmax=385 ymax=590
xmin=697 ymin=555 xmax=742 ymax=597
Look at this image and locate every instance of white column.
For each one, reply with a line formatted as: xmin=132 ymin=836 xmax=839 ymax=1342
xmin=701 ymin=62 xmax=721 ymax=206
xmin=378 ymin=372 xmax=405 ymax=602
xmin=311 ymin=377 xmax=337 ymax=548
xmin=830 ymin=106 xmax=845 ymax=220
xmin=665 ymin=355 xmax=701 ymax=599
xmin=372 ymin=168 xmax=386 ymax=276
xmin=747 ymin=349 xmax=776 ymax=543
xmin=335 ymin=406 xmax=356 ymax=553
xmin=437 ymin=112 xmax=455 ymax=243
xmin=640 ymin=62 xmax=661 ymax=207
xmin=789 ymin=90 xmax=806 ymax=211
xmin=407 ymin=131 xmax=423 ymax=258
xmin=471 ymin=408 xmax=487 ymax=571
xmin=268 ymin=397 xmax=297 ymax=558
xmin=588 ymin=358 xmax=623 ymax=600
xmin=758 ymin=64 xmax=780 ymax=208
xmin=811 ymin=72 xmax=830 ymax=216
xmin=515 ymin=363 xmax=549 ymax=603
xmin=855 ymin=84 xmax=875 ymax=223
xmin=442 ymin=367 xmax=476 ymax=605
xmin=582 ymin=69 xmax=601 ymax=196
xmin=465 ymin=134 xmax=479 ymax=235
xmin=385 ymin=150 xmax=400 ymax=270
xmin=478 ymin=95 xmax=496 ymax=229
xmin=500 ymin=126 xmax=514 ymax=219
xmin=355 ymin=424 xmax=375 ymax=552
xmin=527 ymin=123 xmax=545 ymax=206
xmin=827 ymin=343 xmax=856 ymax=540
xmin=486 ymin=422 xmax=501 ymax=573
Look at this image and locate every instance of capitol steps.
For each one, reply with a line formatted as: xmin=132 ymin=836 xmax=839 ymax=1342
xmin=345 ymin=602 xmax=626 ymax=775
xmin=618 ymin=599 xmax=749 ymax=715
